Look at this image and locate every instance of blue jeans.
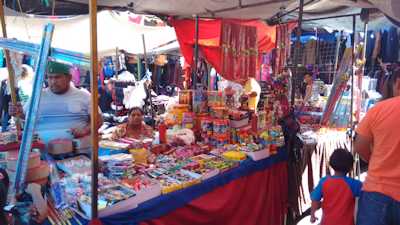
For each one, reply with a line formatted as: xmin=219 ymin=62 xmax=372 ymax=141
xmin=357 ymin=191 xmax=400 ymax=225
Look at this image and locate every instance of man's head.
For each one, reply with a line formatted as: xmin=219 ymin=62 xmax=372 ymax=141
xmin=47 ymin=61 xmax=71 ymax=95
xmin=391 ymin=67 xmax=400 ymax=97
xmin=329 ymin=148 xmax=354 ymax=174
xmin=128 ymin=107 xmax=144 ymax=127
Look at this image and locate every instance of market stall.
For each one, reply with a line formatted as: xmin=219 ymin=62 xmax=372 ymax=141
xmin=0 ymin=12 xmax=292 ymax=224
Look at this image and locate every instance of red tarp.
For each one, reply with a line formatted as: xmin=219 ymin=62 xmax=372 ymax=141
xmin=171 ymin=18 xmax=276 ymax=84
xmin=140 ymin=162 xmax=288 ymax=225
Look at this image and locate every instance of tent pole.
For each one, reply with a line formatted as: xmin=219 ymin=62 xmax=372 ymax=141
xmin=89 ymin=0 xmax=100 ymax=222
xmin=350 ymin=15 xmax=356 ymax=178
xmin=291 ymin=0 xmax=305 ymax=106
xmin=142 ymin=34 xmax=149 ymax=72
xmin=276 ymin=13 xmax=361 ymax=25
xmin=115 ymin=47 xmax=119 ymax=79
xmin=0 ymin=1 xmax=21 ymax=134
xmin=193 ymin=15 xmax=199 ymax=89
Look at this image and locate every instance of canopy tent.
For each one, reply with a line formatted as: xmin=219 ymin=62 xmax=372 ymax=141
xmin=0 ymin=8 xmax=177 ymax=56
xmin=7 ymin=1 xmax=396 ymax=37
xmin=62 ymin=0 xmax=400 ymax=23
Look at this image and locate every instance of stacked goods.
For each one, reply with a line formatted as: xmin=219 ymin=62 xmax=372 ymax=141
xmin=7 ymin=151 xmax=49 ymax=184
xmin=48 ymin=139 xmax=74 ymax=155
xmin=56 ymin=155 xmax=91 ymax=175
xmin=100 ymin=153 xmax=135 ymax=179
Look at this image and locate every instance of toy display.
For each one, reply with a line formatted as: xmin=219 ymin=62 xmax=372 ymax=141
xmin=0 ymin=75 xmax=289 ymax=221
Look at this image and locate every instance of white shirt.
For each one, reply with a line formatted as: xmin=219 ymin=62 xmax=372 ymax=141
xmin=24 ymin=85 xmax=93 ymax=144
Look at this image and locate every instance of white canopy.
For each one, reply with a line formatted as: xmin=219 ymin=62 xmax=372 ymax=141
xmin=1 ymin=9 xmax=177 ymax=56
xmin=66 ymin=0 xmax=400 ymax=22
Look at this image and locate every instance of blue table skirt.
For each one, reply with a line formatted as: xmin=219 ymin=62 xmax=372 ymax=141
xmin=45 ymin=148 xmax=287 ymax=225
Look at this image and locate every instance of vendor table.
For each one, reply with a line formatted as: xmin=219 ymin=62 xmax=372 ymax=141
xmin=45 ymin=148 xmax=288 ymax=225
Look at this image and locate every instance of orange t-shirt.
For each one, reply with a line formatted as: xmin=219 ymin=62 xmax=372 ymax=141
xmin=356 ymin=96 xmax=400 ymax=201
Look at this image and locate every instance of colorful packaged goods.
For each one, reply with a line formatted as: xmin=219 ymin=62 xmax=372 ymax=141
xmin=172 ymin=104 xmax=190 ymax=124
xmin=0 ymin=131 xmax=18 ymax=145
xmin=192 ymin=87 xmax=208 ymax=113
xmin=211 ymin=133 xmax=230 ymax=147
xmin=56 ymin=155 xmax=91 ymax=175
xmin=229 ymin=109 xmax=249 ymax=130
xmin=179 ymin=90 xmax=193 ymax=105
xmin=200 ymin=117 xmax=213 ymax=134
xmin=99 ymin=153 xmax=135 ymax=179
xmin=208 ymin=91 xmax=224 ymax=107
xmin=213 ymin=119 xmax=229 ymax=134
xmin=224 ymin=87 xmax=236 ymax=108
xmin=212 ymin=106 xmax=228 ymax=119
xmin=204 ymin=159 xmax=238 ymax=173
xmin=130 ymin=148 xmax=148 ymax=165
xmin=222 ymin=151 xmax=247 ymax=161
xmin=182 ymin=112 xmax=195 ymax=129
xmin=236 ymin=126 xmax=253 ymax=144
xmin=256 ymin=111 xmax=267 ymax=131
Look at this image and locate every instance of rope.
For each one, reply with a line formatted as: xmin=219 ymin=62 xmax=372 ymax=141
xmin=15 ymin=0 xmax=32 ymax=40
xmin=52 ymin=0 xmax=56 ymax=16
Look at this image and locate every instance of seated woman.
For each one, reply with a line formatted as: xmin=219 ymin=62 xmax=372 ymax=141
xmin=112 ymin=107 xmax=153 ymax=140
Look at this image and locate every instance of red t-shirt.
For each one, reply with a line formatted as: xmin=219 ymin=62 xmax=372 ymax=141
xmin=311 ymin=176 xmax=362 ymax=225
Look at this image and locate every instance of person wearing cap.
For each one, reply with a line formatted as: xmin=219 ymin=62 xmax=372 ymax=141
xmin=11 ymin=61 xmax=103 ymax=145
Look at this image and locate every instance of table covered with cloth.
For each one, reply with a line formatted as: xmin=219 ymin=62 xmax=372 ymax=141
xmin=44 ymin=148 xmax=288 ymax=225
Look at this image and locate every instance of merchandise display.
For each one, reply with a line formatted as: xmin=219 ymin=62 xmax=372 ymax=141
xmin=0 ymin=74 xmax=288 ymax=221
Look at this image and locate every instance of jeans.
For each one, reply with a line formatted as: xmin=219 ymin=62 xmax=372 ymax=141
xmin=357 ymin=191 xmax=400 ymax=225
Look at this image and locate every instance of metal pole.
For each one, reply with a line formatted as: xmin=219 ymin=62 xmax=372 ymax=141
xmin=276 ymin=13 xmax=361 ymax=25
xmin=89 ymin=0 xmax=100 ymax=220
xmin=356 ymin=19 xmax=368 ymax=179
xmin=358 ymin=21 xmax=368 ymax=122
xmin=350 ymin=16 xmax=356 ymax=131
xmin=142 ymin=34 xmax=149 ymax=72
xmin=0 ymin=1 xmax=21 ymax=134
xmin=291 ymin=0 xmax=305 ymax=106
xmin=350 ymin=16 xmax=356 ymax=178
xmin=193 ymin=15 xmax=199 ymax=89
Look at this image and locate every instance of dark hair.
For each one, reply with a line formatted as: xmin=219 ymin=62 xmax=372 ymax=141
xmin=382 ymin=66 xmax=400 ymax=100
xmin=329 ymin=148 xmax=354 ymax=174
xmin=129 ymin=107 xmax=144 ymax=115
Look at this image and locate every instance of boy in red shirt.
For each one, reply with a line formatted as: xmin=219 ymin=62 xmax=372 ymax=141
xmin=310 ymin=149 xmax=362 ymax=225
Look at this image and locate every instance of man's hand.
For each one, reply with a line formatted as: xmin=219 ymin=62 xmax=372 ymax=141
xmin=9 ymin=102 xmax=23 ymax=117
xmin=70 ymin=127 xmax=90 ymax=138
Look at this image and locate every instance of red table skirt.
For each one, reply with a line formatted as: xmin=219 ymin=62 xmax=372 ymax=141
xmin=141 ymin=162 xmax=288 ymax=225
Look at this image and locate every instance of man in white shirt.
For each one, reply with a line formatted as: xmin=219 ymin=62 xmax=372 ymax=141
xmin=12 ymin=61 xmax=103 ymax=145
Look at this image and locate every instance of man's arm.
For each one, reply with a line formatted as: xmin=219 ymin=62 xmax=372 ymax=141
xmin=354 ymin=133 xmax=373 ymax=162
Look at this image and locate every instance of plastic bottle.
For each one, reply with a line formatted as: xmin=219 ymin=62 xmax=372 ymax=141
xmin=159 ymin=120 xmax=167 ymax=144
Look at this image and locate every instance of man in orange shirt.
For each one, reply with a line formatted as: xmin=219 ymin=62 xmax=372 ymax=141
xmin=354 ymin=68 xmax=400 ymax=225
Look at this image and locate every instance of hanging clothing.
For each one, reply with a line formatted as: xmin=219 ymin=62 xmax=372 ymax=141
xmin=303 ymin=40 xmax=317 ymax=66
xmin=70 ymin=66 xmax=81 ymax=87
xmin=0 ymin=51 xmax=4 ymax=68
xmin=366 ymin=31 xmax=376 ymax=60
xmin=0 ymin=80 xmax=10 ymax=132
xmin=381 ymin=27 xmax=399 ymax=63
xmin=98 ymin=87 xmax=113 ymax=113
xmin=221 ymin=21 xmax=258 ymax=83
xmin=372 ymin=31 xmax=382 ymax=59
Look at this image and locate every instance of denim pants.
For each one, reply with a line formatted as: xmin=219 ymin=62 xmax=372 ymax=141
xmin=357 ymin=191 xmax=400 ymax=225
